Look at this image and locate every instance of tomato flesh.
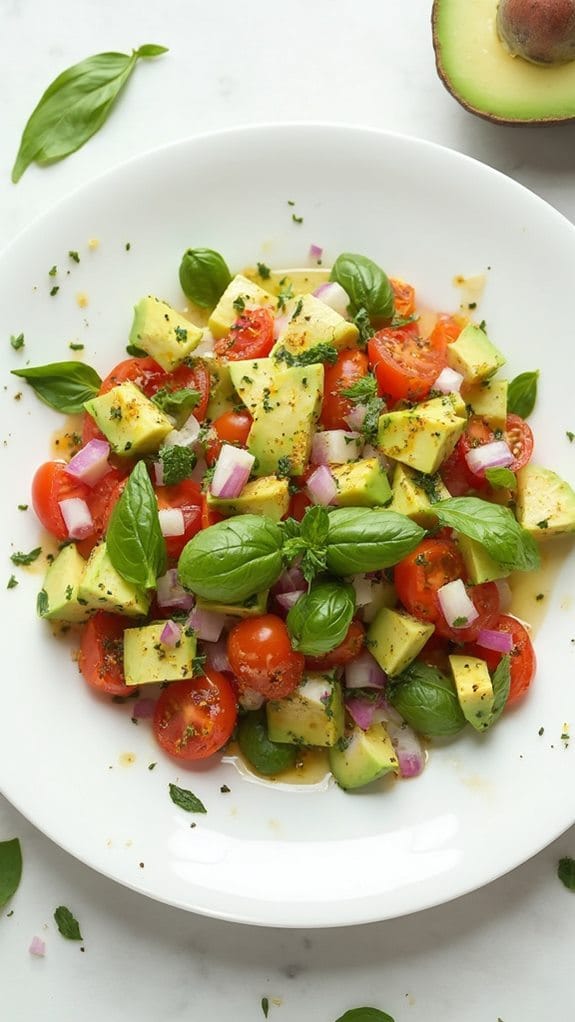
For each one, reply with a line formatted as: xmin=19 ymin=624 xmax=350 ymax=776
xmin=227 ymin=614 xmax=305 ymax=700
xmin=152 ymin=670 xmax=237 ymax=761
xmin=305 ymin=620 xmax=365 ymax=669
xmin=31 ymin=461 xmax=90 ymax=540
xmin=390 ymin=278 xmax=416 ymax=318
xmin=368 ymin=322 xmax=446 ymax=402
xmin=79 ymin=613 xmax=131 ymax=697
xmin=205 ymin=410 xmax=253 ymax=467
xmin=466 ymin=615 xmax=536 ymax=704
xmin=320 ymin=349 xmax=369 ymax=430
xmin=214 ymin=308 xmax=275 ymax=361
xmin=156 ymin=479 xmax=202 ymax=559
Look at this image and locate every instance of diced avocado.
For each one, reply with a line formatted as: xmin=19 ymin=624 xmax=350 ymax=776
xmin=207 ymin=476 xmax=290 ymax=523
xmin=38 ymin=544 xmax=91 ymax=623
xmin=457 ymin=534 xmax=510 ymax=585
xmin=205 ymin=359 xmax=235 ymax=420
xmin=78 ymin=542 xmax=150 ymax=618
xmin=388 ymin=463 xmax=451 ymax=526
xmin=377 ymin=395 xmax=467 ymax=474
xmin=248 ymin=364 xmax=323 ymax=476
xmin=123 ymin=621 xmax=197 ymax=686
xmin=516 ymin=464 xmax=575 ymax=539
xmin=329 ymin=723 xmax=398 ymax=790
xmin=208 ymin=274 xmax=274 ymax=339
xmin=245 ymin=266 xmax=330 ymax=296
xmin=361 ymin=580 xmax=397 ymax=624
xmin=228 ymin=358 xmax=275 ymax=413
xmin=449 ymin=654 xmax=494 ymax=732
xmin=463 ymin=378 xmax=508 ymax=431
xmin=266 ymin=674 xmax=344 ymax=747
xmin=446 ymin=323 xmax=505 ymax=384
xmin=84 ymin=382 xmax=173 ymax=457
xmin=273 ymin=293 xmax=358 ymax=357
xmin=368 ymin=606 xmax=434 ymax=676
xmin=195 ymin=590 xmax=268 ymax=618
xmin=331 ymin=458 xmax=391 ymax=508
xmin=129 ymin=296 xmax=203 ymax=372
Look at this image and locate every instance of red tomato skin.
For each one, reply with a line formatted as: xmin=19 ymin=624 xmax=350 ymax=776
xmin=320 ymin=350 xmax=369 ymax=430
xmin=390 ymin=278 xmax=416 ymax=317
xmin=79 ymin=613 xmax=132 ymax=697
xmin=394 ymin=539 xmax=466 ymax=623
xmin=155 ymin=479 xmax=203 ymax=559
xmin=368 ymin=323 xmax=446 ymax=402
xmin=205 ymin=411 xmax=253 ymax=467
xmin=227 ymin=615 xmax=305 ymax=700
xmin=465 ymin=615 xmax=537 ymax=704
xmin=152 ymin=670 xmax=237 ymax=761
xmin=31 ymin=461 xmax=90 ymax=540
xmin=214 ymin=308 xmax=275 ymax=361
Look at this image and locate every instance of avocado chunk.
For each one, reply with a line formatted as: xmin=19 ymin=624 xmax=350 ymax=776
xmin=446 ymin=324 xmax=505 ymax=384
xmin=462 ymin=378 xmax=508 ymax=431
xmin=123 ymin=621 xmax=197 ymax=686
xmin=457 ymin=534 xmax=510 ymax=584
xmin=228 ymin=358 xmax=275 ymax=413
xmin=207 ymin=476 xmax=290 ymax=523
xmin=266 ymin=674 xmax=344 ymax=747
xmin=388 ymin=463 xmax=451 ymax=526
xmin=38 ymin=544 xmax=91 ymax=623
xmin=129 ymin=297 xmax=203 ymax=372
xmin=195 ymin=590 xmax=269 ymax=618
xmin=245 ymin=266 xmax=330 ymax=296
xmin=84 ymin=382 xmax=173 ymax=457
xmin=449 ymin=653 xmax=494 ymax=732
xmin=329 ymin=723 xmax=398 ymax=790
xmin=432 ymin=0 xmax=575 ymax=125
xmin=377 ymin=394 xmax=467 ymax=474
xmin=237 ymin=709 xmax=298 ymax=776
xmin=205 ymin=359 xmax=236 ymax=420
xmin=78 ymin=542 xmax=150 ymax=618
xmin=516 ymin=463 xmax=575 ymax=538
xmin=368 ymin=607 xmax=435 ymax=676
xmin=331 ymin=457 xmax=392 ymax=508
xmin=273 ymin=293 xmax=358 ymax=357
xmin=361 ymin=579 xmax=397 ymax=624
xmin=247 ymin=364 xmax=323 ymax=476
xmin=208 ymin=274 xmax=274 ymax=339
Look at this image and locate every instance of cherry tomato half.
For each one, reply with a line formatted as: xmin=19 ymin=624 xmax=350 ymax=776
xmin=465 ymin=614 xmax=537 ymax=704
xmin=31 ymin=461 xmax=90 ymax=540
xmin=305 ymin=620 xmax=365 ymax=670
xmin=155 ymin=479 xmax=202 ymax=559
xmin=320 ymin=349 xmax=369 ymax=430
xmin=227 ymin=614 xmax=305 ymax=700
xmin=368 ymin=322 xmax=446 ymax=402
xmin=390 ymin=278 xmax=416 ymax=318
xmin=214 ymin=308 xmax=275 ymax=361
xmin=78 ymin=612 xmax=132 ymax=697
xmin=76 ymin=468 xmax=127 ymax=559
xmin=429 ymin=314 xmax=465 ymax=347
xmin=152 ymin=670 xmax=237 ymax=761
xmin=205 ymin=410 xmax=253 ymax=467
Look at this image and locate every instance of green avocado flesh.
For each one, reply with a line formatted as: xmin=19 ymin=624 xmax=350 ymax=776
xmin=432 ymin=0 xmax=575 ymax=123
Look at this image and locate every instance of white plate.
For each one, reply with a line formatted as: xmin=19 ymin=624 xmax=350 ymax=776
xmin=1 ymin=125 xmax=574 ymax=928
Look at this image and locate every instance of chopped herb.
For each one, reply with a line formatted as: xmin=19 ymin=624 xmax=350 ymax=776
xmin=257 ymin=262 xmax=271 ymax=279
xmin=0 ymin=839 xmax=23 ymax=909
xmin=353 ymin=308 xmax=374 ymax=345
xmin=479 ymin=320 xmax=487 ymax=332
xmin=536 ymin=519 xmax=549 ymax=529
xmin=54 ymin=905 xmax=83 ymax=940
xmin=65 ymin=584 xmax=73 ymax=601
xmin=536 ymin=593 xmax=544 ymax=601
xmin=220 ymin=784 xmax=231 ymax=794
xmin=192 ymin=653 xmax=207 ymax=675
xmin=292 ymin=213 xmax=304 ymax=224
xmin=68 ymin=250 xmax=80 ymax=263
xmin=261 ymin=997 xmax=270 ymax=1018
xmin=276 ymin=456 xmax=293 ymax=478
xmin=538 ymin=727 xmax=544 ymax=736
xmin=413 ymin=471 xmax=444 ymax=503
xmin=10 ymin=333 xmax=24 ymax=351
xmin=277 ymin=281 xmax=294 ymax=311
xmin=291 ymin=298 xmax=304 ymax=320
xmin=390 ymin=312 xmax=418 ymax=328
xmin=159 ymin=445 xmax=196 ymax=486
xmin=168 ymin=782 xmax=207 ymax=813
xmin=69 ymin=342 xmax=84 ymax=351
xmin=287 ymin=199 xmax=295 ymax=206
xmin=484 ymin=467 xmax=517 ymax=491
xmin=341 ymin=375 xmax=378 ymax=402
xmin=126 ymin=343 xmax=148 ymax=357
xmin=452 ymin=616 xmax=468 ymax=627
xmin=7 ymin=575 xmax=18 ymax=590
xmin=152 ymin=386 xmax=200 ymax=426
xmin=232 ymin=295 xmax=246 ymax=314
xmin=273 ymin=342 xmax=338 ymax=367
xmin=48 ymin=265 xmax=57 ymax=277
xmin=558 ymin=856 xmax=575 ymax=891
xmin=11 ymin=547 xmax=41 ymax=566
xmin=148 ymin=762 xmax=157 ymax=770
xmin=567 ymin=431 xmax=575 ymax=443
xmin=50 ymin=285 xmax=59 ymax=296
xmin=262 ymin=388 xmax=273 ymax=412
xmin=125 ymin=242 xmax=131 ymax=251
xmin=36 ymin=589 xmax=49 ymax=614
xmin=110 ymin=405 xmax=122 ymax=420
xmin=174 ymin=325 xmax=188 ymax=342
xmin=468 ymin=301 xmax=477 ymax=310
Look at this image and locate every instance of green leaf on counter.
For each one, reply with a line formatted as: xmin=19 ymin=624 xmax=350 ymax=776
xmin=11 ymin=361 xmax=101 ymax=413
xmin=169 ymin=783 xmax=207 ymax=814
xmin=54 ymin=905 xmax=83 ymax=940
xmin=507 ymin=370 xmax=539 ymax=419
xmin=0 ymin=838 xmax=23 ymax=909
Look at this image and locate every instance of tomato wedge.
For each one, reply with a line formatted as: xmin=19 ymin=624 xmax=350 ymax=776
xmin=320 ymin=349 xmax=369 ymax=430
xmin=465 ymin=615 xmax=537 ymax=704
xmin=155 ymin=479 xmax=202 ymax=559
xmin=368 ymin=322 xmax=446 ymax=402
xmin=31 ymin=461 xmax=90 ymax=540
xmin=205 ymin=410 xmax=253 ymax=467
xmin=227 ymin=614 xmax=305 ymax=700
xmin=214 ymin=308 xmax=275 ymax=361
xmin=79 ymin=613 xmax=132 ymax=697
xmin=152 ymin=670 xmax=237 ymax=761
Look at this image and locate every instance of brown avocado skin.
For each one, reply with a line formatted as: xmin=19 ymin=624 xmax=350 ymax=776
xmin=432 ymin=0 xmax=575 ymax=125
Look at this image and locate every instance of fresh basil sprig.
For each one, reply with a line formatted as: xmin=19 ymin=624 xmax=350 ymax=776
xmin=286 ymin=580 xmax=355 ymax=656
xmin=178 ymin=515 xmax=283 ymax=602
xmin=281 ymin=505 xmax=329 ymax=582
xmin=178 ymin=248 xmax=232 ymax=308
xmin=325 ymin=508 xmax=425 ymax=576
xmin=0 ymin=838 xmax=22 ymax=909
xmin=12 ymin=45 xmax=168 ymax=183
xmin=507 ymin=370 xmax=539 ymax=419
xmin=432 ymin=496 xmax=540 ymax=572
xmin=388 ymin=662 xmax=466 ymax=737
xmin=106 ymin=460 xmax=166 ymax=588
xmin=12 ymin=361 xmax=101 ymax=413
xmin=330 ymin=253 xmax=395 ymax=322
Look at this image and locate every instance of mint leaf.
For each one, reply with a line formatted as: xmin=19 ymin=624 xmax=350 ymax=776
xmin=168 ymin=783 xmax=207 ymax=813
xmin=0 ymin=838 xmax=22 ymax=908
xmin=54 ymin=905 xmax=83 ymax=940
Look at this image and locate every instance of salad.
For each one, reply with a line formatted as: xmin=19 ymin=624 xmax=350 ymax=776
xmin=19 ymin=248 xmax=575 ymax=791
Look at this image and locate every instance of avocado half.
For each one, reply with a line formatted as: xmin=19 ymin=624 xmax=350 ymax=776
xmin=432 ymin=0 xmax=575 ymax=124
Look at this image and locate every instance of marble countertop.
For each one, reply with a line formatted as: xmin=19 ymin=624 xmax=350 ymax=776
xmin=2 ymin=2 xmax=575 ymax=1019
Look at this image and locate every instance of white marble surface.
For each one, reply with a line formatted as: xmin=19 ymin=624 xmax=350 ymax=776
xmin=1 ymin=2 xmax=575 ymax=1019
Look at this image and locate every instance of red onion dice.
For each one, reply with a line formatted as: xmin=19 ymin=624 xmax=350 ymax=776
xmin=312 ymin=281 xmax=350 ymax=318
xmin=311 ymin=430 xmax=361 ymax=466
xmin=345 ymin=650 xmax=387 ymax=689
xmin=211 ymin=444 xmax=255 ymax=499
xmin=186 ymin=607 xmax=226 ymax=643
xmin=160 ymin=619 xmax=182 ymax=647
xmin=432 ymin=366 xmax=464 ymax=394
xmin=476 ymin=628 xmax=514 ymax=654
xmin=465 ymin=439 xmax=514 ymax=476
xmin=58 ymin=497 xmax=94 ymax=540
xmin=386 ymin=720 xmax=425 ymax=778
xmin=437 ymin=578 xmax=479 ymax=629
xmin=306 ymin=464 xmax=337 ymax=506
xmin=65 ymin=439 xmax=111 ymax=487
xmin=158 ymin=507 xmax=185 ymax=537
xmin=156 ymin=569 xmax=195 ymax=611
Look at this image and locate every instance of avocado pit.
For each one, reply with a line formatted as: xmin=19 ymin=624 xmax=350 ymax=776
xmin=497 ymin=0 xmax=575 ymax=64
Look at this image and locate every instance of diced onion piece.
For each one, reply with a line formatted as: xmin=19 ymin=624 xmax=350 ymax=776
xmin=345 ymin=650 xmax=387 ymax=689
xmin=432 ymin=366 xmax=464 ymax=394
xmin=346 ymin=695 xmax=378 ymax=731
xmin=186 ymin=607 xmax=226 ymax=643
xmin=211 ymin=443 xmax=254 ymax=499
xmin=495 ymin=579 xmax=512 ymax=612
xmin=351 ymin=574 xmax=373 ymax=607
xmin=465 ymin=439 xmax=514 ymax=476
xmin=160 ymin=619 xmax=181 ymax=647
xmin=311 ymin=430 xmax=361 ymax=466
xmin=306 ymin=465 xmax=337 ymax=506
xmin=344 ymin=404 xmax=368 ymax=431
xmin=153 ymin=461 xmax=164 ymax=486
xmin=437 ymin=578 xmax=479 ymax=629
xmin=28 ymin=936 xmax=46 ymax=957
xmin=156 ymin=569 xmax=195 ymax=611
xmin=274 ymin=314 xmax=289 ymax=340
xmin=372 ymin=697 xmax=404 ymax=726
xmin=476 ymin=628 xmax=514 ymax=654
xmin=193 ymin=328 xmax=215 ymax=356
xmin=276 ymin=590 xmax=305 ymax=610
xmin=312 ymin=281 xmax=350 ymax=318
xmin=309 ymin=243 xmax=323 ymax=260
xmin=133 ymin=698 xmax=156 ymax=719
xmin=158 ymin=507 xmax=185 ymax=537
xmin=58 ymin=497 xmax=94 ymax=540
xmin=65 ymin=439 xmax=111 ymax=487
xmin=163 ymin=415 xmax=201 ymax=449
xmin=204 ymin=635 xmax=231 ymax=672
xmin=272 ymin=566 xmax=306 ymax=595
xmin=239 ymin=687 xmax=265 ymax=711
xmin=386 ymin=720 xmax=425 ymax=778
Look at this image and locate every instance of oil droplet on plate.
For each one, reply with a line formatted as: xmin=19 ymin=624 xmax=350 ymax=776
xmin=119 ymin=752 xmax=136 ymax=767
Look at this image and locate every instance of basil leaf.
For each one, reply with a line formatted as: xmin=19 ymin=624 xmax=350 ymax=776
xmin=106 ymin=460 xmax=166 ymax=588
xmin=325 ymin=508 xmax=425 ymax=576
xmin=0 ymin=838 xmax=22 ymax=908
xmin=11 ymin=361 xmax=101 ymax=413
xmin=12 ymin=45 xmax=168 ymax=183
xmin=330 ymin=253 xmax=395 ymax=321
xmin=54 ymin=905 xmax=83 ymax=940
xmin=178 ymin=248 xmax=231 ymax=308
xmin=168 ymin=783 xmax=207 ymax=813
xmin=237 ymin=710 xmax=298 ymax=775
xmin=152 ymin=387 xmax=200 ymax=428
xmin=300 ymin=505 xmax=329 ymax=546
xmin=178 ymin=514 xmax=283 ymax=602
xmin=433 ymin=496 xmax=540 ymax=572
xmin=335 ymin=1011 xmax=395 ymax=1022
xmin=485 ymin=655 xmax=511 ymax=729
xmin=286 ymin=580 xmax=355 ymax=656
xmin=388 ymin=662 xmax=466 ymax=737
xmin=484 ymin=467 xmax=517 ymax=491
xmin=558 ymin=857 xmax=575 ymax=892
xmin=507 ymin=370 xmax=539 ymax=419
